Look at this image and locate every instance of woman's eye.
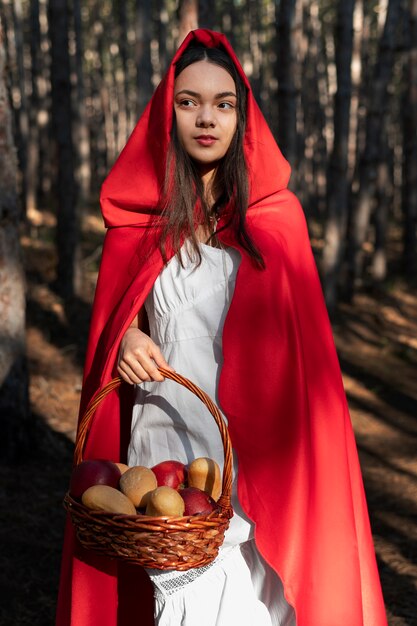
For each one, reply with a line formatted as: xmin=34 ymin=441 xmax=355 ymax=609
xmin=218 ymin=102 xmax=234 ymax=110
xmin=179 ymin=99 xmax=195 ymax=107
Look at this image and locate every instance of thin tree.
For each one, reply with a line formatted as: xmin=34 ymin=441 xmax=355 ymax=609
xmin=403 ymin=0 xmax=417 ymax=275
xmin=346 ymin=0 xmax=402 ymax=296
xmin=155 ymin=0 xmax=169 ymax=75
xmin=0 ymin=18 xmax=29 ymax=461
xmin=221 ymin=0 xmax=239 ymax=48
xmin=115 ymin=0 xmax=129 ymax=151
xmin=35 ymin=0 xmax=53 ymax=206
xmin=73 ymin=0 xmax=91 ymax=205
xmin=178 ymin=0 xmax=199 ymax=46
xmin=302 ymin=0 xmax=328 ymax=212
xmin=27 ymin=0 xmax=41 ymax=215
xmin=199 ymin=0 xmax=216 ymax=30
xmin=136 ymin=0 xmax=154 ymax=118
xmin=90 ymin=5 xmax=115 ymax=178
xmin=322 ymin=0 xmax=355 ymax=312
xmin=13 ymin=0 xmax=29 ymax=208
xmin=249 ymin=0 xmax=262 ymax=104
xmin=48 ymin=0 xmax=80 ymax=298
xmin=276 ymin=0 xmax=298 ymax=167
xmin=372 ymin=126 xmax=392 ymax=282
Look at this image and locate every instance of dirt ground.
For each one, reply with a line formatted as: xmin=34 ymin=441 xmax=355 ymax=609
xmin=0 ymin=210 xmax=416 ymax=625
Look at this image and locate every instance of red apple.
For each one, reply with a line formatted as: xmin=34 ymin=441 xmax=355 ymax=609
xmin=151 ymin=460 xmax=187 ymax=490
xmin=179 ymin=487 xmax=218 ymax=516
xmin=69 ymin=459 xmax=121 ymax=499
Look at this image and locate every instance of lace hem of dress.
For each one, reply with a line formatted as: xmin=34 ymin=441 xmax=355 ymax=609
xmin=145 ymin=545 xmax=237 ymax=598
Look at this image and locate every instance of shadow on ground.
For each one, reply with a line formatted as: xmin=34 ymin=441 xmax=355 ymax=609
xmin=334 ymin=287 xmax=417 ymax=626
xmin=0 ymin=413 xmax=74 ymax=626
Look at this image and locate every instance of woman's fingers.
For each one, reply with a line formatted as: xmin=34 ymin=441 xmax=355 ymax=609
xmin=117 ymin=358 xmax=152 ymax=385
xmin=150 ymin=344 xmax=175 ymax=374
xmin=117 ymin=327 xmax=173 ymax=384
xmin=117 ymin=362 xmax=142 ymax=385
xmin=126 ymin=348 xmax=165 ymax=382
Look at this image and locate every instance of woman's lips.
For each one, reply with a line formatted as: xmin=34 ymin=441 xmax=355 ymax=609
xmin=195 ymin=135 xmax=218 ymax=146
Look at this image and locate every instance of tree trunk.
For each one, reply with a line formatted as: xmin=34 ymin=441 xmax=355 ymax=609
xmin=302 ymin=0 xmax=327 ymax=214
xmin=27 ymin=0 xmax=41 ymax=215
xmin=222 ymin=0 xmax=239 ymax=48
xmin=36 ymin=0 xmax=53 ymax=206
xmin=115 ymin=0 xmax=129 ymax=151
xmin=373 ymin=138 xmax=391 ymax=281
xmin=0 ymin=18 xmax=30 ymax=461
xmin=199 ymin=0 xmax=216 ymax=30
xmin=11 ymin=0 xmax=28 ymax=213
xmin=136 ymin=0 xmax=154 ymax=118
xmin=249 ymin=0 xmax=262 ymax=104
xmin=348 ymin=0 xmax=364 ymax=193
xmin=402 ymin=0 xmax=417 ymax=275
xmin=276 ymin=0 xmax=298 ymax=167
xmin=346 ymin=0 xmax=402 ymax=296
xmin=48 ymin=0 xmax=80 ymax=298
xmin=156 ymin=0 xmax=168 ymax=75
xmin=178 ymin=0 xmax=199 ymax=46
xmin=73 ymin=0 xmax=91 ymax=204
xmin=322 ymin=0 xmax=355 ymax=312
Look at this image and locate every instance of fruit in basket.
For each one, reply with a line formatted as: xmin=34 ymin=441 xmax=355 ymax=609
xmin=179 ymin=487 xmax=218 ymax=516
xmin=151 ymin=460 xmax=187 ymax=490
xmin=119 ymin=466 xmax=158 ymax=508
xmin=115 ymin=462 xmax=130 ymax=475
xmin=81 ymin=485 xmax=136 ymax=515
xmin=145 ymin=486 xmax=185 ymax=517
xmin=69 ymin=459 xmax=121 ymax=499
xmin=187 ymin=457 xmax=222 ymax=501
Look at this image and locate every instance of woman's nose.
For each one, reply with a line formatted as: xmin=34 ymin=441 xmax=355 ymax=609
xmin=196 ymin=105 xmax=216 ymax=127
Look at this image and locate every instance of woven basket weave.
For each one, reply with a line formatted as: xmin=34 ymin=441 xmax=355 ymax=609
xmin=64 ymin=368 xmax=233 ymax=570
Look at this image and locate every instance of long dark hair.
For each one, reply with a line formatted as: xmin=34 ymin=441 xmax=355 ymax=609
xmin=159 ymin=43 xmax=264 ymax=268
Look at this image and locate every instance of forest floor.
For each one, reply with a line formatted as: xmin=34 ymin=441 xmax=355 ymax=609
xmin=0 ymin=209 xmax=416 ymax=625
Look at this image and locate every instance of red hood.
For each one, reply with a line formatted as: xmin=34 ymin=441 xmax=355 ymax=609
xmin=100 ymin=29 xmax=291 ymax=228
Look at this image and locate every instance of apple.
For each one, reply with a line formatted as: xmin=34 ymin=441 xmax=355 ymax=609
xmin=69 ymin=459 xmax=121 ymax=499
xmin=179 ymin=487 xmax=218 ymax=516
xmin=151 ymin=460 xmax=187 ymax=490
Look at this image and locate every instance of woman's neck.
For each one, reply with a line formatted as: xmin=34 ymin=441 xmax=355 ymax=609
xmin=194 ymin=166 xmax=223 ymax=245
xmin=201 ymin=169 xmax=219 ymax=211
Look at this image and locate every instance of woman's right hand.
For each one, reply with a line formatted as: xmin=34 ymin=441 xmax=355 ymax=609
xmin=117 ymin=327 xmax=173 ymax=385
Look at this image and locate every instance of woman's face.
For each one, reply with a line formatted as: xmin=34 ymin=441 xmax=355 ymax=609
xmin=173 ymin=60 xmax=238 ymax=178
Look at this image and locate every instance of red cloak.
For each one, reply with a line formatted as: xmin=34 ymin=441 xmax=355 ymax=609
xmin=56 ymin=29 xmax=388 ymax=626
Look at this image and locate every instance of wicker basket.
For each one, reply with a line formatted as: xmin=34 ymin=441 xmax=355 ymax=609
xmin=64 ymin=368 xmax=233 ymax=571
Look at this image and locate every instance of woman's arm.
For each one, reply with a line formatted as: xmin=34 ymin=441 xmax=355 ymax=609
xmin=117 ymin=306 xmax=172 ymax=384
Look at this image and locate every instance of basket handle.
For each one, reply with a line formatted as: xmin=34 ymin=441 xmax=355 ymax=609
xmin=74 ymin=369 xmax=233 ymax=511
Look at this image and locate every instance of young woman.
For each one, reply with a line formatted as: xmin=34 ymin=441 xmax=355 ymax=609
xmin=56 ymin=29 xmax=388 ymax=626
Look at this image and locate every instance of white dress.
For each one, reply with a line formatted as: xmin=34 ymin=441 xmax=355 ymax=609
xmin=128 ymin=243 xmax=296 ymax=626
